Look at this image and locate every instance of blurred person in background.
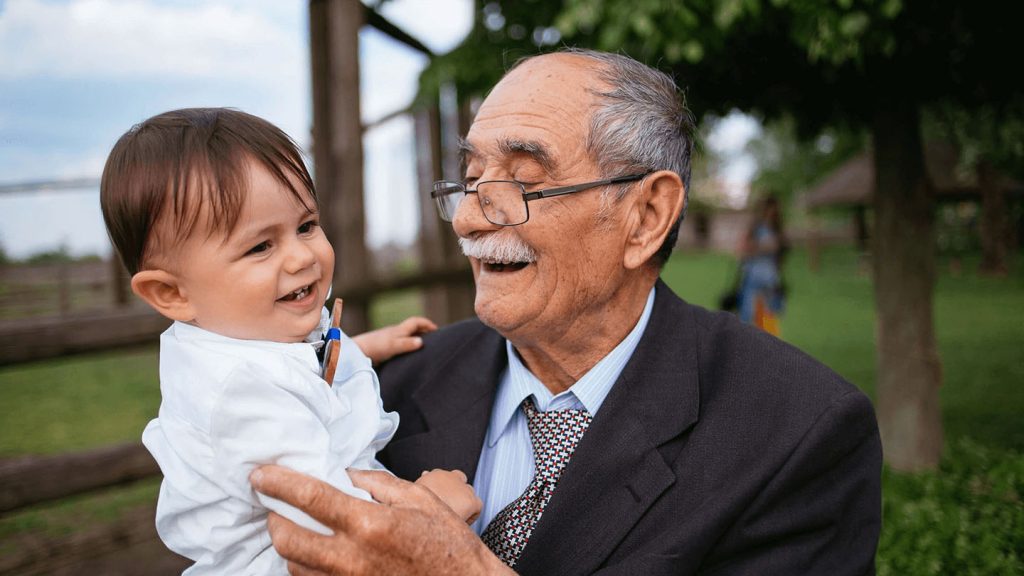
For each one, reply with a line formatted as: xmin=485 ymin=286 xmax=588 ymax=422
xmin=738 ymin=194 xmax=788 ymax=335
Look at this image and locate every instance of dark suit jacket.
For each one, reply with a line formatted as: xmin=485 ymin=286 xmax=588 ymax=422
xmin=377 ymin=280 xmax=882 ymax=575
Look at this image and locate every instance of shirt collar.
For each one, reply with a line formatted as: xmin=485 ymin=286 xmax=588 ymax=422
xmin=169 ymin=306 xmax=329 ymax=361
xmin=486 ymin=285 xmax=657 ymax=446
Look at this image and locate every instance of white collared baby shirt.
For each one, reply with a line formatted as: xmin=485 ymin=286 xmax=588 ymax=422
xmin=142 ymin=316 xmax=398 ymax=575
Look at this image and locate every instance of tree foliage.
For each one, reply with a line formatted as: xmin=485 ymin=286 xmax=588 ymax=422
xmin=746 ymin=116 xmax=868 ymax=204
xmin=925 ymin=97 xmax=1024 ymax=181
xmin=420 ymin=0 xmax=1019 ymax=136
xmin=416 ymin=0 xmax=568 ymax=106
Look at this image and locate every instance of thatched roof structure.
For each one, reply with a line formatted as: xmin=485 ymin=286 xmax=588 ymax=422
xmin=803 ymin=141 xmax=1022 ymax=210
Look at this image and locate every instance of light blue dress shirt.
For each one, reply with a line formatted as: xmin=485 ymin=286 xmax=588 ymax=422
xmin=471 ymin=286 xmax=657 ymax=534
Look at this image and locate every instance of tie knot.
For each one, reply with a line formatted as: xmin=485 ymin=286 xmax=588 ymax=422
xmin=521 ymin=398 xmax=592 ymax=481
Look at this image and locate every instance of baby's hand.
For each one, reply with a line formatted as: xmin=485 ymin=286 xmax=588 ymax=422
xmin=352 ymin=316 xmax=438 ymax=365
xmin=415 ymin=469 xmax=482 ymax=524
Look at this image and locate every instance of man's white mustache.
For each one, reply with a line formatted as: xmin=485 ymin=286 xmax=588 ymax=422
xmin=459 ymin=234 xmax=537 ymax=264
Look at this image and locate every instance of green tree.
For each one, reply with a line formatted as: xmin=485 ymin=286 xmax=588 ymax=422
xmin=418 ymin=0 xmax=1020 ymax=471
xmin=926 ymin=98 xmax=1024 ymax=276
xmin=746 ymin=115 xmax=868 ymax=206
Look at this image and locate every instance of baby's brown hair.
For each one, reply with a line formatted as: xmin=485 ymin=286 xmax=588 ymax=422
xmin=100 ymin=108 xmax=316 ymax=275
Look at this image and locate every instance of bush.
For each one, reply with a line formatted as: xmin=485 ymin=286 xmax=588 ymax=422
xmin=22 ymin=246 xmax=74 ymax=265
xmin=878 ymin=438 xmax=1024 ymax=575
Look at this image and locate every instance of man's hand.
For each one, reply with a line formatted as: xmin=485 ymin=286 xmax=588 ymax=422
xmin=250 ymin=466 xmax=512 ymax=576
xmin=352 ymin=316 xmax=437 ymax=366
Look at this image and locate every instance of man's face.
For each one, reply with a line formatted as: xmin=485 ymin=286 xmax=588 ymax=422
xmin=172 ymin=159 xmax=335 ymax=342
xmin=454 ymin=55 xmax=633 ymax=344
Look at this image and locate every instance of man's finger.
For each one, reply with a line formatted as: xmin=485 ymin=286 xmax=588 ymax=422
xmin=266 ymin=512 xmax=348 ymax=573
xmin=252 ymin=465 xmax=376 ymax=529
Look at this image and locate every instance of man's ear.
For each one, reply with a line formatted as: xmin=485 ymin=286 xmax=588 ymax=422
xmin=623 ymin=170 xmax=686 ymax=270
xmin=131 ymin=269 xmax=195 ymax=322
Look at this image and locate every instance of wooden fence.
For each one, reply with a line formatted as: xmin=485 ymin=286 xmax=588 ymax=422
xmin=0 ymin=443 xmax=189 ymax=574
xmin=0 ymin=443 xmax=158 ymax=514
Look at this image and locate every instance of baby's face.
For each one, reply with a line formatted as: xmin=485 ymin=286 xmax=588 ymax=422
xmin=172 ymin=160 xmax=334 ymax=342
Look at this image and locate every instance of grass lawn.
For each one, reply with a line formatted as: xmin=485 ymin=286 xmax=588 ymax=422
xmin=663 ymin=246 xmax=1024 ymax=453
xmin=0 ymin=291 xmax=424 ymax=457
xmin=1 ymin=246 xmax=1021 ymax=573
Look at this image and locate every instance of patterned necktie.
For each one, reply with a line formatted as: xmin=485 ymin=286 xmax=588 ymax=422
xmin=481 ymin=397 xmax=593 ymax=567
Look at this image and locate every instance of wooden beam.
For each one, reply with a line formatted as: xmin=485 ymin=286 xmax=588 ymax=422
xmin=0 ymin=177 xmax=100 ymax=195
xmin=0 ymin=442 xmax=159 ymax=514
xmin=310 ymin=0 xmax=372 ymax=334
xmin=362 ymin=104 xmax=413 ymax=132
xmin=0 ymin=503 xmax=189 ymax=574
xmin=364 ymin=7 xmax=434 ymax=56
xmin=341 ymin=265 xmax=472 ymax=302
xmin=0 ymin=308 xmax=169 ymax=365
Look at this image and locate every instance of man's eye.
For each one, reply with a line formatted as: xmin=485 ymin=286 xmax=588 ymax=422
xmin=298 ymin=220 xmax=319 ymax=234
xmin=247 ymin=241 xmax=270 ymax=255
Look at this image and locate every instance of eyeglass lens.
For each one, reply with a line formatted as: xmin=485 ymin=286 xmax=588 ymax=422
xmin=435 ymin=181 xmax=528 ymax=226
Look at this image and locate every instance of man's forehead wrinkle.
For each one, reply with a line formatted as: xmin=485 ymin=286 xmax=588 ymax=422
xmin=468 ymin=111 xmax=590 ymax=159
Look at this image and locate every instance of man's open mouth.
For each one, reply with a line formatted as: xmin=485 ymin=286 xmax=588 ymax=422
xmin=279 ymin=284 xmax=313 ymax=302
xmin=480 ymin=259 xmax=530 ymax=273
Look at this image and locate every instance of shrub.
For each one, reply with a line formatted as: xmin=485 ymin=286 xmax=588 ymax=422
xmin=878 ymin=438 xmax=1024 ymax=575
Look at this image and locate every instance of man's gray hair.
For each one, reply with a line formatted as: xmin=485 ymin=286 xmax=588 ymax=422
xmin=514 ymin=48 xmax=696 ymax=265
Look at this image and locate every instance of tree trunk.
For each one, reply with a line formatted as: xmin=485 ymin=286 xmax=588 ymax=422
xmin=871 ymin=103 xmax=944 ymax=472
xmin=977 ymin=159 xmax=1010 ymax=276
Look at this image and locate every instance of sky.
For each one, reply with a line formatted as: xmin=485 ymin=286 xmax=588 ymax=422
xmin=0 ymin=0 xmax=472 ymax=258
xmin=0 ymin=0 xmax=755 ymax=259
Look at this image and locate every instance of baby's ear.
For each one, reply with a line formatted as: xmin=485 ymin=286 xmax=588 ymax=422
xmin=131 ymin=269 xmax=195 ymax=322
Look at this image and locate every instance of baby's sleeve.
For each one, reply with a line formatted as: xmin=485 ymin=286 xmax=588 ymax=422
xmin=331 ymin=331 xmax=400 ymax=472
xmin=208 ymin=362 xmax=372 ymax=535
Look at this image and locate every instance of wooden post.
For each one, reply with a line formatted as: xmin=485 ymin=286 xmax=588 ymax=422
xmin=57 ymin=260 xmax=71 ymax=316
xmin=977 ymin=159 xmax=1010 ymax=276
xmin=807 ymin=216 xmax=821 ymax=273
xmin=310 ymin=0 xmax=371 ymax=334
xmin=854 ymin=204 xmax=869 ymax=254
xmin=415 ymin=83 xmax=475 ymax=325
xmin=110 ymin=251 xmax=130 ymax=307
xmin=415 ymin=102 xmax=475 ymax=325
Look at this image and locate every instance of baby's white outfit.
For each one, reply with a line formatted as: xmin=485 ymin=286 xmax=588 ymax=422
xmin=142 ymin=312 xmax=398 ymax=575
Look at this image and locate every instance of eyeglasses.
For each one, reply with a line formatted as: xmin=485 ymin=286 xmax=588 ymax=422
xmin=430 ymin=173 xmax=650 ymax=226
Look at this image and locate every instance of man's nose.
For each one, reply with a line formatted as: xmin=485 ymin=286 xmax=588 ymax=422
xmin=451 ymin=193 xmax=501 ymax=238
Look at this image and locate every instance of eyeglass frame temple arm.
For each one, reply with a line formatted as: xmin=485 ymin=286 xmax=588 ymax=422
xmin=521 ymin=173 xmax=649 ymax=201
xmin=429 ymin=172 xmax=649 ymax=200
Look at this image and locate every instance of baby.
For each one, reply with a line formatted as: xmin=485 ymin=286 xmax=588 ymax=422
xmin=100 ymin=108 xmax=480 ymax=574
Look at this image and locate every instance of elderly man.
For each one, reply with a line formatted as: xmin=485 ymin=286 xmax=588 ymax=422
xmin=252 ymin=48 xmax=882 ymax=575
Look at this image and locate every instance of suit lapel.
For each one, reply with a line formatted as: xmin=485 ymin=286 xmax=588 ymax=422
xmin=382 ymin=327 xmax=506 ymax=481
xmin=516 ymin=281 xmax=701 ymax=575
